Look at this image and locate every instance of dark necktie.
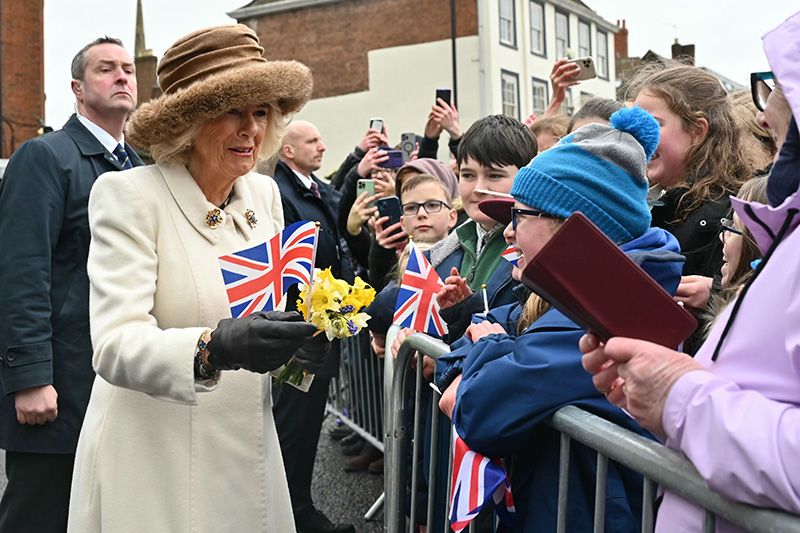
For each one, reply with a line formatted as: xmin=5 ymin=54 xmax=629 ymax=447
xmin=310 ymin=181 xmax=321 ymax=199
xmin=113 ymin=144 xmax=133 ymax=170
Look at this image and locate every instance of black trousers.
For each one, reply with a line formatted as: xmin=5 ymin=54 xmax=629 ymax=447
xmin=0 ymin=451 xmax=74 ymax=533
xmin=273 ymin=375 xmax=331 ymax=516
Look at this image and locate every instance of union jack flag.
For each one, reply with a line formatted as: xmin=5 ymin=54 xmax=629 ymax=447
xmin=449 ymin=428 xmax=515 ymax=532
xmin=218 ymin=221 xmax=317 ymax=318
xmin=393 ymin=240 xmax=448 ymax=336
xmin=501 ymin=244 xmax=520 ymax=267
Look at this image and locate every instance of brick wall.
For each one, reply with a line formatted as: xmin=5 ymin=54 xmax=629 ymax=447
xmin=0 ymin=0 xmax=45 ymax=157
xmin=241 ymin=0 xmax=477 ymax=99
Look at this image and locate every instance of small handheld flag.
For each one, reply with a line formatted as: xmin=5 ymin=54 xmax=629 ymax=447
xmin=501 ymin=245 xmax=520 ymax=267
xmin=393 ymin=240 xmax=448 ymax=336
xmin=219 ymin=220 xmax=317 ymax=317
xmin=449 ymin=429 xmax=515 ymax=532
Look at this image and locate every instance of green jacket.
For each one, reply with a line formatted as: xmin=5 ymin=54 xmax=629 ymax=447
xmin=430 ymin=220 xmax=507 ymax=292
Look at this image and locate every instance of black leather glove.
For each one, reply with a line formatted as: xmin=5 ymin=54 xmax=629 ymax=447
xmin=207 ymin=311 xmax=318 ymax=374
xmin=292 ymin=334 xmax=332 ymax=373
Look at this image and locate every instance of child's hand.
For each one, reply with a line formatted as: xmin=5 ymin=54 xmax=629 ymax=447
xmin=436 ymin=267 xmax=472 ymax=309
xmin=374 ymin=215 xmax=408 ymax=250
xmin=465 ymin=321 xmax=506 ymax=342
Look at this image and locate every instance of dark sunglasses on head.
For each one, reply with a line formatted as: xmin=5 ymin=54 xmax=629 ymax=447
xmin=750 ymin=71 xmax=775 ymax=112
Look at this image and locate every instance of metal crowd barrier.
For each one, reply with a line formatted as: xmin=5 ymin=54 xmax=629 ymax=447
xmin=386 ymin=333 xmax=800 ymax=533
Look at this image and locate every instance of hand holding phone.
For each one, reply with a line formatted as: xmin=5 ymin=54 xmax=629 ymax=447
xmin=565 ymin=57 xmax=596 ymax=81
xmin=369 ymin=117 xmax=384 ymax=133
xmin=435 ymin=88 xmax=452 ymax=107
xmin=376 ymin=196 xmax=402 ymax=227
xmin=357 ymin=179 xmax=377 ymax=206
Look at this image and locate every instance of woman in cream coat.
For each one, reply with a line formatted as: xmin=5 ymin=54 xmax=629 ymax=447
xmin=68 ymin=25 xmax=322 ymax=532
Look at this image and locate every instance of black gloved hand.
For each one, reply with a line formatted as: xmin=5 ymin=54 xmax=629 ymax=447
xmin=293 ymin=334 xmax=332 ymax=374
xmin=207 ymin=311 xmax=318 ymax=374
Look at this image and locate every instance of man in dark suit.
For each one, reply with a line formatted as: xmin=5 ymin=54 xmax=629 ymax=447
xmin=0 ymin=37 xmax=142 ymax=532
xmin=272 ymin=121 xmax=355 ymax=533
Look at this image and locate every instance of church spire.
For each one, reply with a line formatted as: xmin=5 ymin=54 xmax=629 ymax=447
xmin=134 ymin=0 xmax=150 ymax=58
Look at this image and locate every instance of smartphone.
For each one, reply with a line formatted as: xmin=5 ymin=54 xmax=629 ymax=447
xmin=369 ymin=117 xmax=384 ymax=132
xmin=566 ymin=57 xmax=597 ymax=81
xmin=400 ymin=132 xmax=416 ymax=162
xmin=376 ymin=196 xmax=402 ymax=227
xmin=357 ymin=178 xmax=376 ymax=207
xmin=435 ymin=88 xmax=452 ymax=107
xmin=377 ymin=149 xmax=405 ymax=169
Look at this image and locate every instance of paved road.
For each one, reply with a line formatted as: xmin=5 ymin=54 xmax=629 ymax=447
xmin=0 ymin=415 xmax=384 ymax=531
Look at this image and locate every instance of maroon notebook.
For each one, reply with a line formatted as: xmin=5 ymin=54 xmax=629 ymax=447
xmin=520 ymin=212 xmax=696 ymax=348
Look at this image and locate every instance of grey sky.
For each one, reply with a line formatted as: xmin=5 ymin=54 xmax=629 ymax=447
xmin=44 ymin=1 xmax=797 ymax=129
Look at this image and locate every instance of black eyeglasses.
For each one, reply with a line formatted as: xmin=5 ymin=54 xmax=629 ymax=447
xmin=401 ymin=200 xmax=450 ymax=216
xmin=511 ymin=207 xmax=547 ymax=230
xmin=719 ymin=218 xmax=743 ymax=243
xmin=750 ymin=71 xmax=775 ymax=112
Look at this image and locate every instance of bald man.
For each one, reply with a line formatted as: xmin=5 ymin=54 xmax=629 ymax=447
xmin=271 ymin=121 xmax=355 ymax=533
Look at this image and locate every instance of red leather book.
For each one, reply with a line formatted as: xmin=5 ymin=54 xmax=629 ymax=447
xmin=520 ymin=212 xmax=696 ymax=348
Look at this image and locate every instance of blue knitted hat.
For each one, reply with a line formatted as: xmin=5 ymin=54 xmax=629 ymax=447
xmin=510 ymin=106 xmax=659 ymax=243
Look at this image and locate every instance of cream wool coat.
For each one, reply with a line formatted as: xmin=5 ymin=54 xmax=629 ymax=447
xmin=68 ymin=163 xmax=295 ymax=533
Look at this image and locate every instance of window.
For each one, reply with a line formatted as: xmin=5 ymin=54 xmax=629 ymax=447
xmin=531 ymin=77 xmax=549 ymax=117
xmin=597 ymin=31 xmax=609 ymax=79
xmin=555 ymin=11 xmax=569 ymax=59
xmin=499 ymin=0 xmax=517 ymax=48
xmin=562 ymin=88 xmax=574 ymax=116
xmin=501 ymin=70 xmax=520 ymax=120
xmin=578 ymin=20 xmax=591 ymax=57
xmin=529 ymin=1 xmax=545 ymax=56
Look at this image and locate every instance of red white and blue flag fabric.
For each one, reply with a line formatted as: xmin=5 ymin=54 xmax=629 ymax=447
xmin=218 ymin=220 xmax=317 ymax=317
xmin=393 ymin=240 xmax=448 ymax=336
xmin=501 ymin=244 xmax=521 ymax=267
xmin=449 ymin=429 xmax=515 ymax=532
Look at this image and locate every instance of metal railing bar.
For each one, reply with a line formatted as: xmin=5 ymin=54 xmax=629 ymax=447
xmin=443 ymin=428 xmax=453 ymax=533
xmin=642 ymin=477 xmax=655 ymax=533
xmin=387 ymin=333 xmax=451 ymax=533
xmin=427 ymin=386 xmax=441 ymax=530
xmin=594 ymin=452 xmax=608 ymax=532
xmin=550 ymin=406 xmax=800 ymax=533
xmin=408 ymin=354 xmax=425 ymax=532
xmin=325 ymin=404 xmax=384 ymax=452
xmin=703 ymin=509 xmax=716 ymax=533
xmin=557 ymin=433 xmax=571 ymax=533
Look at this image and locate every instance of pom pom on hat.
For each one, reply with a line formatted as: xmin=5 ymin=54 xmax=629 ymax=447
xmin=609 ymin=106 xmax=661 ymax=161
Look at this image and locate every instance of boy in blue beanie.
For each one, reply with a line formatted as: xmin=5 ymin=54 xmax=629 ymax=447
xmin=435 ymin=107 xmax=685 ymax=532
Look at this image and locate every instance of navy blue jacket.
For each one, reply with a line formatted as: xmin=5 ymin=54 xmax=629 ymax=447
xmin=438 ymin=228 xmax=683 ymax=532
xmin=0 ymin=115 xmax=143 ymax=453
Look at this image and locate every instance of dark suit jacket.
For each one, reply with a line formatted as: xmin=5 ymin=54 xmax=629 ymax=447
xmin=0 ymin=114 xmax=143 ymax=453
xmin=272 ymin=160 xmax=351 ymax=378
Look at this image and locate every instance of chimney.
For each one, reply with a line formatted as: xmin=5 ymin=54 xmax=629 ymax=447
xmin=671 ymin=39 xmax=695 ymax=65
xmin=614 ymin=19 xmax=628 ymax=59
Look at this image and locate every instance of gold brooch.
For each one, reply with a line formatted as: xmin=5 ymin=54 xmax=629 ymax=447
xmin=206 ymin=208 xmax=223 ymax=229
xmin=245 ymin=209 xmax=258 ymax=229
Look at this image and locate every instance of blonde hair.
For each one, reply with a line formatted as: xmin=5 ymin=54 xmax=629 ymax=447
xmin=626 ymin=64 xmax=749 ymax=220
xmin=529 ymin=115 xmax=569 ymax=140
xmin=516 ymin=217 xmax=563 ymax=333
xmin=148 ymin=104 xmax=287 ymax=166
xmin=400 ymin=173 xmax=454 ymax=204
xmin=728 ymin=90 xmax=776 ymax=176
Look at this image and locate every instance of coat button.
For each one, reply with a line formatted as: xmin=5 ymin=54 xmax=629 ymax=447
xmin=6 ymin=352 xmax=15 ymax=362
xmin=699 ymin=220 xmax=707 ymax=227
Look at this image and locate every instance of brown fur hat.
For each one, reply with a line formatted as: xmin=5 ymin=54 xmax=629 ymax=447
xmin=126 ymin=24 xmax=313 ymax=151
